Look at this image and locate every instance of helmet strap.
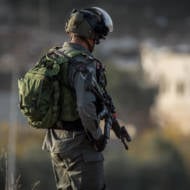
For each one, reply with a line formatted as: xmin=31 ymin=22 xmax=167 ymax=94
xmin=80 ymin=36 xmax=95 ymax=52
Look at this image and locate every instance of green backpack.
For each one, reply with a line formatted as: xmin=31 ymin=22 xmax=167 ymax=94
xmin=18 ymin=47 xmax=80 ymax=129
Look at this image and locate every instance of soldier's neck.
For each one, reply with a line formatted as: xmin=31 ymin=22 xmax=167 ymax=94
xmin=70 ymin=37 xmax=94 ymax=52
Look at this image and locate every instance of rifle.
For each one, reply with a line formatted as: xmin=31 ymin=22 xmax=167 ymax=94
xmin=87 ymin=74 xmax=131 ymax=150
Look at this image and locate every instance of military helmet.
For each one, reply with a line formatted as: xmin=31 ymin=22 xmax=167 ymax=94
xmin=65 ymin=7 xmax=113 ymax=44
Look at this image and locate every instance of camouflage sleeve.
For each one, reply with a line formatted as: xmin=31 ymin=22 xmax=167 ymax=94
xmin=69 ymin=58 xmax=103 ymax=140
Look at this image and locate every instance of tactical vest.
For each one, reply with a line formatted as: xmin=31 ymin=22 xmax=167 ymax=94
xmin=59 ymin=48 xmax=107 ymax=122
xmin=51 ymin=46 xmax=107 ymax=124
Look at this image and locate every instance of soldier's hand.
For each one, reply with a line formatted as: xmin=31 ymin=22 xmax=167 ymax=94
xmin=94 ymin=135 xmax=107 ymax=152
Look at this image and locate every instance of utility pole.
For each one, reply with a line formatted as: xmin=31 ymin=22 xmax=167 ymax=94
xmin=5 ymin=0 xmax=18 ymax=189
xmin=6 ymin=66 xmax=18 ymax=190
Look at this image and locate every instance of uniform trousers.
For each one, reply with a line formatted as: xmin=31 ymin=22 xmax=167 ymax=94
xmin=49 ymin=129 xmax=106 ymax=190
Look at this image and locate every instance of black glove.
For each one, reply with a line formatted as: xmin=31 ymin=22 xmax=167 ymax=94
xmin=94 ymin=135 xmax=107 ymax=152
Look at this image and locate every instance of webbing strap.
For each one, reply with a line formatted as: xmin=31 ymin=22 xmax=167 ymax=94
xmin=54 ymin=49 xmax=82 ymax=60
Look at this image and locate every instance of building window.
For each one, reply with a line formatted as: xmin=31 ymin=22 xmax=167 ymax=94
xmin=176 ymin=82 xmax=185 ymax=95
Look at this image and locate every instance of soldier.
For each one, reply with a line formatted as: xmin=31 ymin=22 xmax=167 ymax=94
xmin=42 ymin=7 xmax=113 ymax=190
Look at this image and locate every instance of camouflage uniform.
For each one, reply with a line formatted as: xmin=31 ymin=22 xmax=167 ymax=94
xmin=42 ymin=42 xmax=106 ymax=190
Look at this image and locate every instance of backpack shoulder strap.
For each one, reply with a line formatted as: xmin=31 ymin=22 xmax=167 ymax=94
xmin=54 ymin=49 xmax=83 ymax=60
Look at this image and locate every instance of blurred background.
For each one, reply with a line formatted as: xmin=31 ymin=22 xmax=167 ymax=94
xmin=1 ymin=0 xmax=190 ymax=189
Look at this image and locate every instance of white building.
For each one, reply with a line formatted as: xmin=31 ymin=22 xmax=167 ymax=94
xmin=141 ymin=43 xmax=190 ymax=133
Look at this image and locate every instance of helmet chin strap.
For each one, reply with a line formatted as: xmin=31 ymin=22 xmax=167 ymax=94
xmin=82 ymin=37 xmax=95 ymax=52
